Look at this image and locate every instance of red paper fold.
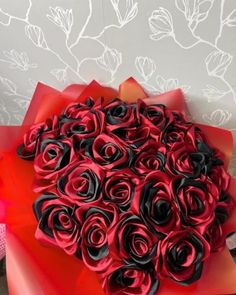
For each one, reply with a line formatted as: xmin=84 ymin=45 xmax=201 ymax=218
xmin=119 ymin=77 xmax=147 ymax=102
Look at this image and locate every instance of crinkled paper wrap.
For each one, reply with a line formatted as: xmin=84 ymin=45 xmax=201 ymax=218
xmin=0 ymin=78 xmax=236 ymax=295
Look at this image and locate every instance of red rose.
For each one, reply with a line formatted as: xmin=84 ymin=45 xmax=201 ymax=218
xmin=33 ymin=193 xmax=81 ymax=256
xmin=112 ymin=101 xmax=170 ymax=150
xmin=156 ymin=229 xmax=210 ymax=285
xmin=108 ymin=212 xmax=157 ymax=265
xmin=57 ymin=160 xmax=104 ymax=206
xmin=17 ymin=115 xmax=59 ymax=160
xmin=171 ymin=176 xmax=219 ymax=234
xmin=34 ymin=138 xmax=76 ymax=192
xmin=143 ymin=104 xmax=173 ymax=131
xmin=166 ymin=142 xmax=206 ymax=178
xmin=160 ymin=122 xmax=195 ymax=150
xmin=60 ymin=110 xmax=105 ymax=140
xmin=104 ymin=98 xmax=138 ymax=132
xmin=104 ymin=169 xmax=139 ymax=212
xmin=61 ymin=97 xmax=94 ymax=120
xmin=101 ymin=263 xmax=159 ymax=295
xmin=78 ymin=203 xmax=119 ymax=273
xmin=131 ymin=171 xmax=181 ymax=236
xmin=85 ymin=133 xmax=131 ymax=170
xmin=131 ymin=141 xmax=166 ymax=175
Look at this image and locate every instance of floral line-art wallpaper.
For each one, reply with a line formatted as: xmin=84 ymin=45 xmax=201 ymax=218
xmin=0 ymin=0 xmax=236 ymax=174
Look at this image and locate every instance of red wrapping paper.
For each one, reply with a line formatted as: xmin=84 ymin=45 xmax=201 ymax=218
xmin=0 ymin=77 xmax=236 ymax=295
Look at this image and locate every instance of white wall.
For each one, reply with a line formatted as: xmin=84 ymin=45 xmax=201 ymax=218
xmin=0 ymin=0 xmax=236 ymax=173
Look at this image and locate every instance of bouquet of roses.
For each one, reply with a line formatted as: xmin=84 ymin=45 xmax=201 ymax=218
xmin=1 ymin=78 xmax=236 ymax=294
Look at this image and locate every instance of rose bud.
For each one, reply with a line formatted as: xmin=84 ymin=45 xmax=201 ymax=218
xmin=57 ymin=160 xmax=104 ymax=206
xmin=108 ymin=212 xmax=157 ymax=265
xmin=77 ymin=202 xmax=119 ymax=273
xmin=156 ymin=229 xmax=210 ymax=285
xmin=17 ymin=115 xmax=59 ymax=160
xmin=171 ymin=176 xmax=219 ymax=234
xmin=131 ymin=171 xmax=180 ymax=236
xmin=33 ymin=193 xmax=82 ymax=257
xmin=101 ymin=262 xmax=159 ymax=295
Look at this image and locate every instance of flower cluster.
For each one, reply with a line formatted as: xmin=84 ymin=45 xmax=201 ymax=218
xmin=17 ymin=96 xmax=234 ymax=294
